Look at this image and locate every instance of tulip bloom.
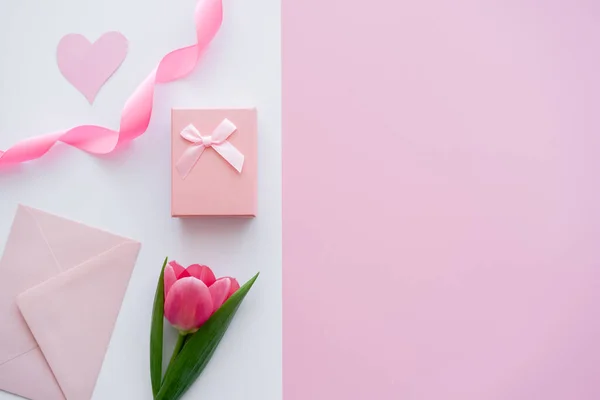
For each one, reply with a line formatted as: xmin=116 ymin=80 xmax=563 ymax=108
xmin=164 ymin=261 xmax=240 ymax=333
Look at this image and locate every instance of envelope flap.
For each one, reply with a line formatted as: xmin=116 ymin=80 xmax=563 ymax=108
xmin=0 ymin=205 xmax=62 ymax=365
xmin=0 ymin=347 xmax=65 ymax=400
xmin=16 ymin=241 xmax=141 ymax=400
xmin=24 ymin=205 xmax=133 ymax=272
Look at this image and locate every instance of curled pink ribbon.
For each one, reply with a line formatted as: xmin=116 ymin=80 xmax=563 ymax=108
xmin=176 ymin=119 xmax=244 ymax=179
xmin=0 ymin=0 xmax=222 ymax=167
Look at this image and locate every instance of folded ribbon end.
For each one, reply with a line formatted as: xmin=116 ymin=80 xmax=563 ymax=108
xmin=175 ymin=162 xmax=190 ymax=180
xmin=176 ymin=145 xmax=206 ymax=179
xmin=232 ymin=154 xmax=244 ymax=173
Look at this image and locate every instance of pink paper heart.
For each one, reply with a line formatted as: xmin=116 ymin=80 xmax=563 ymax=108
xmin=57 ymin=32 xmax=128 ymax=104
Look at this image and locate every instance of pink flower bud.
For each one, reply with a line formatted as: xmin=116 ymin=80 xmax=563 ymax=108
xmin=163 ymin=261 xmax=239 ymax=333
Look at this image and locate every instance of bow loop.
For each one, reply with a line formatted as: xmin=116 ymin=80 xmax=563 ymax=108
xmin=175 ymin=119 xmax=245 ymax=179
xmin=211 ymin=119 xmax=237 ymax=143
xmin=180 ymin=124 xmax=203 ymax=143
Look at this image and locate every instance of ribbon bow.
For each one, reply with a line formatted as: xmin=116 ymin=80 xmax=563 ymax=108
xmin=176 ymin=119 xmax=244 ymax=179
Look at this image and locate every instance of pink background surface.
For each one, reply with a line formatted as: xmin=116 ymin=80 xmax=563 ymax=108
xmin=283 ymin=1 xmax=600 ymax=399
xmin=171 ymin=109 xmax=257 ymax=217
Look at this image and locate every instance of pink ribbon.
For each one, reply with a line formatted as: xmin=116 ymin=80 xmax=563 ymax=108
xmin=176 ymin=119 xmax=244 ymax=179
xmin=0 ymin=0 xmax=222 ymax=167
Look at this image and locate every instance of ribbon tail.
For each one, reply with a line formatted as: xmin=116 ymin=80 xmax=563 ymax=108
xmin=176 ymin=145 xmax=205 ymax=179
xmin=212 ymin=142 xmax=245 ymax=173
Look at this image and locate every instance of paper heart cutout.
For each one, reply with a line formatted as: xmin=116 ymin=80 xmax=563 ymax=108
xmin=57 ymin=32 xmax=128 ymax=104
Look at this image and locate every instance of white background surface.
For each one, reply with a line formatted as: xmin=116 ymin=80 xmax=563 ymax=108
xmin=0 ymin=0 xmax=281 ymax=399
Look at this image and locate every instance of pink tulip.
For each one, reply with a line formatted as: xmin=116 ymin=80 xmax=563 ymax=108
xmin=164 ymin=261 xmax=240 ymax=333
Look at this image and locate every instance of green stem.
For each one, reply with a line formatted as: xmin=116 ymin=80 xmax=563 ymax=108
xmin=168 ymin=333 xmax=187 ymax=368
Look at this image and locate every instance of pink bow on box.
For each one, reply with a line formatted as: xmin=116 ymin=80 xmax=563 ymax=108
xmin=176 ymin=119 xmax=245 ymax=179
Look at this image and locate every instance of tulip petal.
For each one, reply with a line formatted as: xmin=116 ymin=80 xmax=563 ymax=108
xmin=228 ymin=278 xmax=240 ymax=297
xmin=164 ymin=263 xmax=178 ymax=298
xmin=168 ymin=261 xmax=187 ymax=278
xmin=178 ymin=269 xmax=191 ymax=279
xmin=185 ymin=264 xmax=216 ymax=286
xmin=164 ymin=277 xmax=214 ymax=333
xmin=215 ymin=276 xmax=241 ymax=298
xmin=209 ymin=278 xmax=232 ymax=312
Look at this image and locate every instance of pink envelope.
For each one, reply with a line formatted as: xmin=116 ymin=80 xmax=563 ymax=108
xmin=0 ymin=205 xmax=141 ymax=400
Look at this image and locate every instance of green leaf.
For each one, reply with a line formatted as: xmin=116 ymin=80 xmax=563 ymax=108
xmin=150 ymin=257 xmax=168 ymax=397
xmin=155 ymin=272 xmax=260 ymax=400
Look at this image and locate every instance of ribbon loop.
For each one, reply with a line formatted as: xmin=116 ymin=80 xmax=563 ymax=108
xmin=211 ymin=118 xmax=237 ymax=143
xmin=175 ymin=119 xmax=244 ymax=179
xmin=180 ymin=124 xmax=203 ymax=143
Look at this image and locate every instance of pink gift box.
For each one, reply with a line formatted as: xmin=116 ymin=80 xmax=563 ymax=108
xmin=171 ymin=108 xmax=257 ymax=217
